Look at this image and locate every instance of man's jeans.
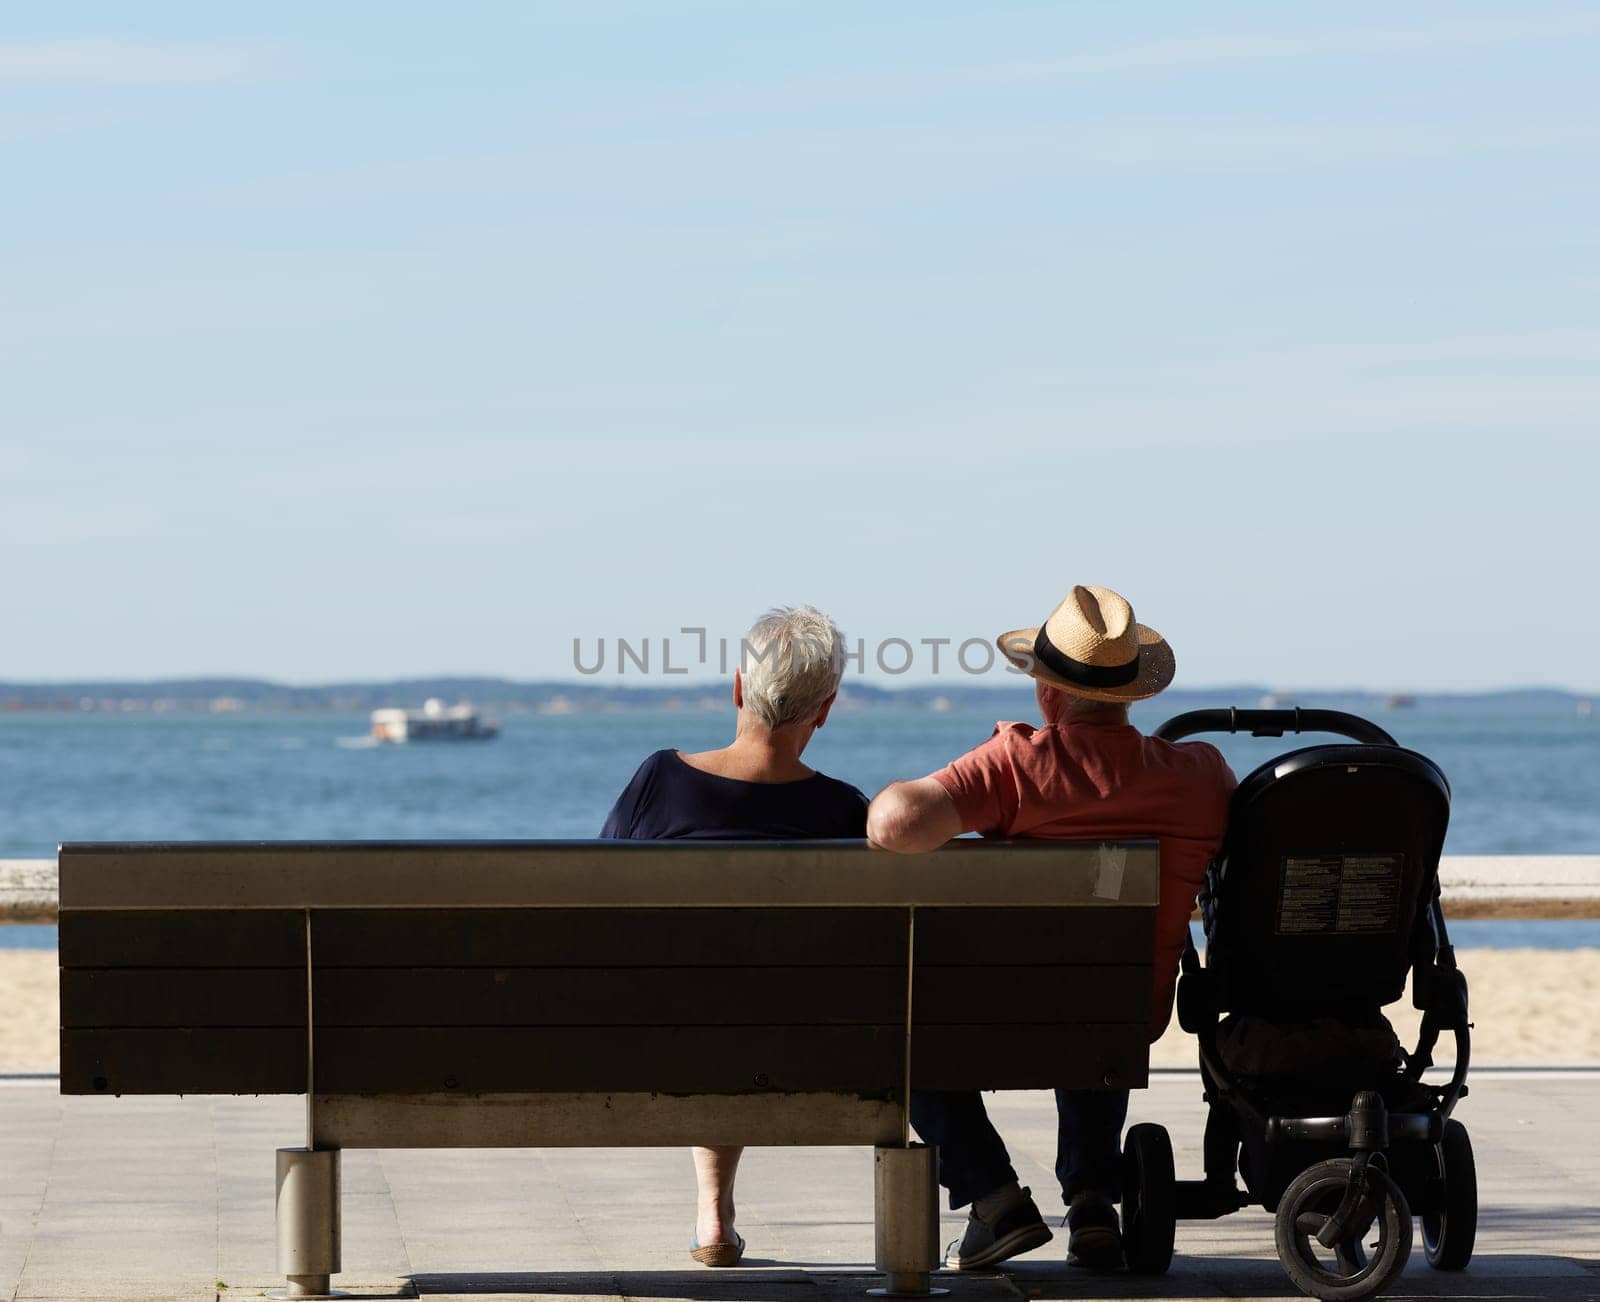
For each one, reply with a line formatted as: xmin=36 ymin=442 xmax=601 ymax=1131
xmin=909 ymin=1088 xmax=1130 ymax=1210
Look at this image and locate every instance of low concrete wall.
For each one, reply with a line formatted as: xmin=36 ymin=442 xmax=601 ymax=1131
xmin=4 ymin=854 xmax=1599 ymax=923
xmin=0 ymin=860 xmax=57 ymax=923
xmin=1437 ymin=855 xmax=1600 ymax=918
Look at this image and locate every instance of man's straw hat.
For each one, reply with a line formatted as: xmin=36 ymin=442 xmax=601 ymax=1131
xmin=997 ymin=584 xmax=1175 ymax=703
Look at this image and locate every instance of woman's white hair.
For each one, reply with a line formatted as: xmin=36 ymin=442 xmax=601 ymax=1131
xmin=740 ymin=605 xmax=846 ymax=728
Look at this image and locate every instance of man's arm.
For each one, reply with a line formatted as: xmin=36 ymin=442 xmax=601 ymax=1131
xmin=866 ymin=777 xmax=963 ymax=853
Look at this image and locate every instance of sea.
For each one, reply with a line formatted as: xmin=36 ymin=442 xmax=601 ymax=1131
xmin=1 ymin=701 xmax=1596 ymax=950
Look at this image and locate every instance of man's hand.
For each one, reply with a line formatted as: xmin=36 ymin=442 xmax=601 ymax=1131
xmin=866 ymin=777 xmax=963 ymax=853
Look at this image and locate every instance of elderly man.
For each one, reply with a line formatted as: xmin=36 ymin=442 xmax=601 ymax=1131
xmin=600 ymin=605 xmax=867 ymax=1267
xmin=867 ymin=585 xmax=1235 ymax=1271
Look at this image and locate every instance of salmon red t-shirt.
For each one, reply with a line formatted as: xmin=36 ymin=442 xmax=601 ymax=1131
xmin=932 ymin=719 xmax=1237 ymax=1040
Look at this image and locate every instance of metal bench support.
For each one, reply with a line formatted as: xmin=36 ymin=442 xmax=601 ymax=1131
xmin=870 ymin=1143 xmax=945 ymax=1297
xmin=273 ymin=1146 xmax=343 ymax=1299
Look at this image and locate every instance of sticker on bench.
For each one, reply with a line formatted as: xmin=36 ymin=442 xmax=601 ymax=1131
xmin=1276 ymin=854 xmax=1405 ymax=935
xmin=1092 ymin=844 xmax=1127 ymax=900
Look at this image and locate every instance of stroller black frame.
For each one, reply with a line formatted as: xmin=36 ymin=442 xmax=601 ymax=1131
xmin=1119 ymin=708 xmax=1476 ymax=1302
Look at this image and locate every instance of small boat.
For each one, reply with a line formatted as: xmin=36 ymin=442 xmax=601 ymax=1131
xmin=1259 ymin=692 xmax=1295 ymax=708
xmin=1384 ymin=693 xmax=1417 ymax=710
xmin=371 ymin=699 xmax=500 ymax=743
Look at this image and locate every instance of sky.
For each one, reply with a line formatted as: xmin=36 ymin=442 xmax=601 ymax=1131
xmin=2 ymin=2 xmax=1597 ymax=691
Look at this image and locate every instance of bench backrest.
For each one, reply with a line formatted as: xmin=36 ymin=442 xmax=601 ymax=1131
xmin=59 ymin=839 xmax=1158 ymax=1146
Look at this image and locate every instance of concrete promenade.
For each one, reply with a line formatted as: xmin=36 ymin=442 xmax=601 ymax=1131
xmin=0 ymin=1071 xmax=1595 ymax=1302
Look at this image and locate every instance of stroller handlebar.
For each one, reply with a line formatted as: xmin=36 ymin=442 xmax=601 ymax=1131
xmin=1153 ymin=707 xmax=1398 ymax=747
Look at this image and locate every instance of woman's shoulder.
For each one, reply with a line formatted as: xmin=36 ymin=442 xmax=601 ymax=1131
xmin=790 ymin=771 xmax=867 ymax=838
xmin=620 ymin=748 xmax=691 ymax=800
xmin=807 ymin=770 xmax=871 ymax=814
xmin=600 ymin=750 xmax=678 ymax=838
xmin=631 ymin=748 xmax=694 ymax=778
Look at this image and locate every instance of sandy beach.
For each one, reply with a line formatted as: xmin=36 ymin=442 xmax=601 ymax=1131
xmin=1144 ymin=946 xmax=1600 ymax=1064
xmin=5 ymin=947 xmax=1597 ymax=1072
xmin=1 ymin=951 xmax=60 ymax=1070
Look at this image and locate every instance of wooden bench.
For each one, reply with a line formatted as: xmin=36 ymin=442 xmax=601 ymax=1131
xmin=58 ymin=838 xmax=1159 ymax=1299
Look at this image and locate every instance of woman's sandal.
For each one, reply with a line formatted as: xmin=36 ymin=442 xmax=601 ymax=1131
xmin=690 ymin=1230 xmax=746 ymax=1267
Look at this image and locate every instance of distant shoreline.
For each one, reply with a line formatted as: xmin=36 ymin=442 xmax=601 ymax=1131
xmin=0 ymin=678 xmax=1592 ymax=716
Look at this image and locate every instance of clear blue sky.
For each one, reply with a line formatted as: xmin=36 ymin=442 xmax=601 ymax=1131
xmin=3 ymin=2 xmax=1596 ymax=691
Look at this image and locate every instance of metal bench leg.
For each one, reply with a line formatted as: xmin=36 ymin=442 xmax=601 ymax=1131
xmin=272 ymin=1147 xmax=344 ymax=1300
xmin=869 ymin=1143 xmax=946 ymax=1297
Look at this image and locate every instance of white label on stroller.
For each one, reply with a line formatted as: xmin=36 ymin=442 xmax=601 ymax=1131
xmin=1278 ymin=854 xmax=1404 ymax=933
xmin=1093 ymin=844 xmax=1127 ymax=899
xmin=1337 ymin=854 xmax=1404 ymax=931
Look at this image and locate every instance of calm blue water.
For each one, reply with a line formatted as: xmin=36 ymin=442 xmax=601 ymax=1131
xmin=0 ymin=703 xmax=1596 ymax=858
xmin=0 ymin=927 xmax=57 ymax=949
xmin=1184 ymin=920 xmax=1600 ymax=951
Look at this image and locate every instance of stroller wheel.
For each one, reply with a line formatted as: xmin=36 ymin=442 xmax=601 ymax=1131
xmin=1423 ymin=1119 xmax=1477 ymax=1270
xmin=1274 ymin=1158 xmax=1412 ymax=1301
xmin=1119 ymin=1123 xmax=1176 ymax=1275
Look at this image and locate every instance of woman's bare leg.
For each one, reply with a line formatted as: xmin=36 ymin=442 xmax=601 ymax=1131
xmin=693 ymin=1145 xmax=743 ymax=1244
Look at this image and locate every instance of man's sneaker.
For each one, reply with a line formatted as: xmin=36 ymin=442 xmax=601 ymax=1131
xmin=944 ymin=1187 xmax=1052 ymax=1270
xmin=1065 ymin=1191 xmax=1123 ymax=1269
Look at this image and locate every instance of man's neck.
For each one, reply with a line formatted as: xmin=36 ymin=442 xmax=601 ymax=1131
xmin=1051 ymin=703 xmax=1130 ymax=727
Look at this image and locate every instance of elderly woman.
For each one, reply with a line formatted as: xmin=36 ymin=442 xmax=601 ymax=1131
xmin=599 ymin=605 xmax=867 ymax=1266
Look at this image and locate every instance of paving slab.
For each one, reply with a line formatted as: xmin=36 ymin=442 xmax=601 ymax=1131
xmin=0 ymin=1074 xmax=1594 ymax=1301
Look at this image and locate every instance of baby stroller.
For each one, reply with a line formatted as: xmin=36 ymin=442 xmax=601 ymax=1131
xmin=1120 ymin=708 xmax=1475 ymax=1301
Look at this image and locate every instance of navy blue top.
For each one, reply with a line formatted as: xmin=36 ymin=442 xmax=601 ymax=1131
xmin=599 ymin=749 xmax=869 ymax=840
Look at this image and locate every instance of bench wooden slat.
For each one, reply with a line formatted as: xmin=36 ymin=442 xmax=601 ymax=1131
xmin=59 ymin=966 xmax=1152 ymax=1033
xmin=312 ymin=1025 xmax=904 ymax=1094
xmin=60 ymin=969 xmax=306 ymax=1028
xmin=310 ymin=907 xmax=907 ymax=968
xmin=913 ymin=1023 xmax=1150 ymax=1091
xmin=58 ymin=839 xmax=1160 ymax=909
xmin=914 ymin=905 xmax=1154 ymax=964
xmin=61 ymin=1028 xmax=306 ymax=1094
xmin=913 ymin=965 xmax=1151 ymax=1025
xmin=314 ymin=966 xmax=903 ymax=1027
xmin=59 ymin=909 xmax=305 ymax=967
